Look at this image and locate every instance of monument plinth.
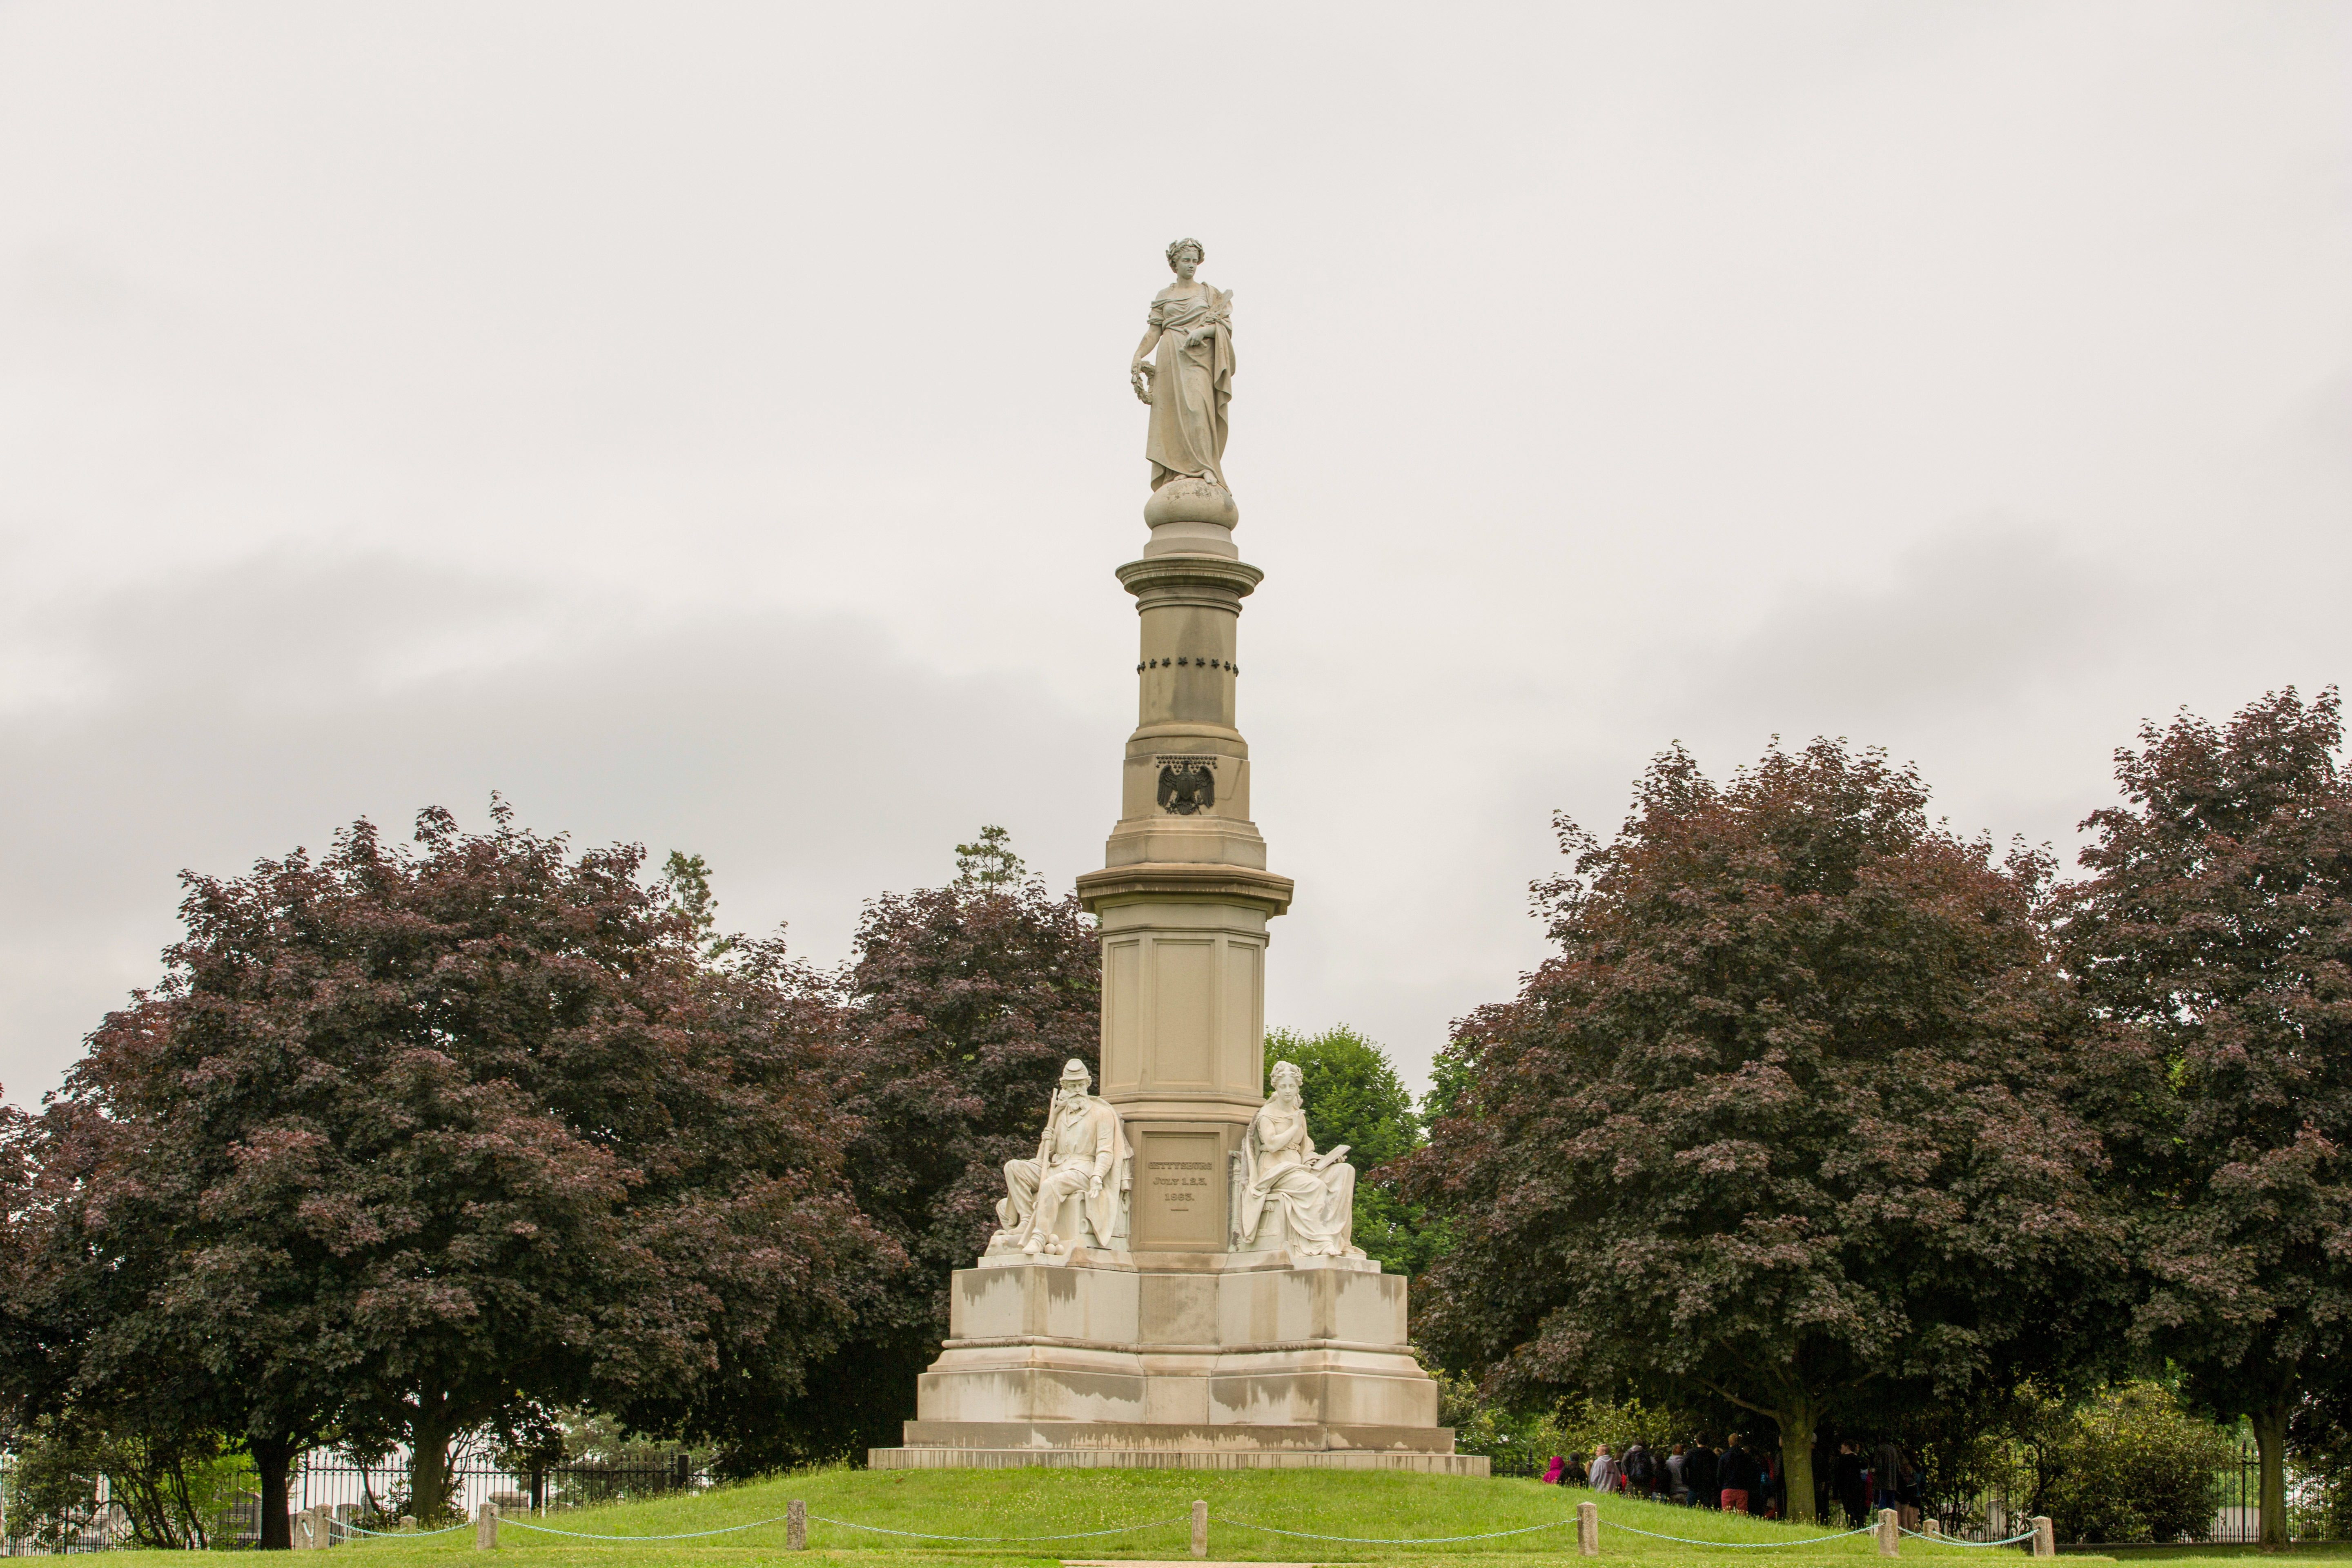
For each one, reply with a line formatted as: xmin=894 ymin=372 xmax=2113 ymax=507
xmin=869 ymin=239 xmax=1479 ymax=1475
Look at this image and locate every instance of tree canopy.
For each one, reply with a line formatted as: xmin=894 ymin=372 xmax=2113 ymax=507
xmin=766 ymin=831 xmax=1099 ymax=1465
xmin=2058 ymin=686 xmax=2352 ymax=1543
xmin=1261 ymin=1025 xmax=1443 ymax=1276
xmin=1396 ymin=739 xmax=2122 ymax=1521
xmin=3 ymin=804 xmax=894 ymax=1530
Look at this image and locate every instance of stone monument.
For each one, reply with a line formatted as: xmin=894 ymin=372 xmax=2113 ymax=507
xmin=869 ymin=240 xmax=1478 ymax=1474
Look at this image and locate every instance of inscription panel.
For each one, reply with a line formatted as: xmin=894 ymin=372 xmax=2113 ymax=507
xmin=1132 ymin=1130 xmax=1224 ymax=1251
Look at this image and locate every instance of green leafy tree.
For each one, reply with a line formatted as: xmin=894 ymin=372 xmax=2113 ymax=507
xmin=1395 ymin=739 xmax=2122 ymax=1521
xmin=659 ymin=850 xmax=738 ymax=962
xmin=2038 ymin=1383 xmax=2235 ymax=1544
xmin=1261 ymin=1026 xmax=1443 ymax=1275
xmin=953 ymin=825 xmax=1026 ymax=889
xmin=0 ymin=1417 xmax=253 ymax=1549
xmin=2058 ymin=688 xmax=2352 ymax=1545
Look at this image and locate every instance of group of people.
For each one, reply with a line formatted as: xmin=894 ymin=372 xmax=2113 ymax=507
xmin=1833 ymin=1439 xmax=1924 ymax=1529
xmin=1538 ymin=1436 xmax=1788 ymax=1517
xmin=1537 ymin=1435 xmax=1923 ymax=1526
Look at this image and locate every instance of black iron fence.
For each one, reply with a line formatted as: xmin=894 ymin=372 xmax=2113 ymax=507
xmin=291 ymin=1451 xmax=706 ymax=1523
xmin=1924 ymin=1446 xmax=2301 ymax=1548
xmin=1 ymin=1450 xmax=707 ymax=1554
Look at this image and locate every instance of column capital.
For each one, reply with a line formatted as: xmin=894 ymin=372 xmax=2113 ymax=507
xmin=1076 ymin=862 xmax=1294 ymax=917
xmin=1116 ymin=555 xmax=1263 ymax=605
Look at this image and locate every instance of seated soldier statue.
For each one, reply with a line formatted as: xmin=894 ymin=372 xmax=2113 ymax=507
xmin=991 ymin=1057 xmax=1130 ymax=1256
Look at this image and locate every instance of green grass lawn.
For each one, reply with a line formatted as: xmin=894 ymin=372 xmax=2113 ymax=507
xmin=86 ymin=1466 xmax=2291 ymax=1565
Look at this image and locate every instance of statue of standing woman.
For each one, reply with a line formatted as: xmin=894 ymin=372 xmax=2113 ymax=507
xmin=1130 ymin=238 xmax=1234 ymax=497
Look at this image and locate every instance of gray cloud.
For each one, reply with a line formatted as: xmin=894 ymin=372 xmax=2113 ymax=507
xmin=2 ymin=1 xmax=2346 ymax=1105
xmin=0 ymin=553 xmax=1106 ymax=1102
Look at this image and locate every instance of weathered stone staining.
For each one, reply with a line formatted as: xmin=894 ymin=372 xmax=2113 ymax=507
xmin=868 ymin=243 xmax=1478 ymax=1475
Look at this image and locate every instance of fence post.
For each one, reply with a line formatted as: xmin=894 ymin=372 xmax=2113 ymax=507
xmin=1922 ymin=1518 xmax=1942 ymax=1540
xmin=400 ymin=1517 xmax=417 ymax=1533
xmin=474 ymin=1501 xmax=499 ymax=1550
xmin=289 ymin=1510 xmax=310 ymax=1550
xmin=2032 ymin=1517 xmax=2054 ymax=1558
xmin=787 ymin=1499 xmax=806 ymax=1551
xmin=1191 ymin=1499 xmax=1207 ymax=1559
xmin=1578 ymin=1499 xmax=1599 ymax=1556
xmin=1878 ymin=1508 xmax=1900 ymax=1557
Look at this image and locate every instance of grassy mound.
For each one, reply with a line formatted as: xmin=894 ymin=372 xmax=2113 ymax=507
xmin=291 ymin=1466 xmax=2068 ymax=1564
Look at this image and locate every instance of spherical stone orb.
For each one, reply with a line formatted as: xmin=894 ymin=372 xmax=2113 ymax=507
xmin=1143 ymin=477 xmax=1240 ymax=530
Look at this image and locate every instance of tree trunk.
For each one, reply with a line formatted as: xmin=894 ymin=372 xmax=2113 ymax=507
xmin=2254 ymin=1398 xmax=2291 ymax=1548
xmin=408 ymin=1399 xmax=459 ymax=1525
xmin=1775 ymin=1396 xmax=1822 ymax=1525
xmin=250 ymin=1434 xmax=297 ymax=1551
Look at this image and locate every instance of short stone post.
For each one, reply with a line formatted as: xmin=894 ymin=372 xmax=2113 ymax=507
xmin=1577 ymin=1499 xmax=1599 ymax=1556
xmin=289 ymin=1509 xmax=313 ymax=1550
xmin=787 ymin=1499 xmax=806 ymax=1551
xmin=2031 ymin=1517 xmax=2054 ymax=1558
xmin=1922 ymin=1518 xmax=1942 ymax=1540
xmin=475 ymin=1501 xmax=499 ymax=1550
xmin=1190 ymin=1499 xmax=1207 ymax=1559
xmin=1878 ymin=1507 xmax=1900 ymax=1557
xmin=400 ymin=1517 xmax=417 ymax=1533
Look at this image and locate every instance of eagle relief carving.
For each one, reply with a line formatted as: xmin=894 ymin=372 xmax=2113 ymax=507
xmin=1156 ymin=761 xmax=1216 ymax=815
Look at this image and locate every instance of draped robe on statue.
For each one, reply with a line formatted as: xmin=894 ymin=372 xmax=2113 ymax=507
xmin=1238 ymin=1100 xmax=1360 ymax=1257
xmin=1143 ymin=283 xmax=1234 ymax=490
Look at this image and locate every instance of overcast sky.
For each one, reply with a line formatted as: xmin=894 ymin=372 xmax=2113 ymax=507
xmin=3 ymin=1 xmax=2346 ymax=1110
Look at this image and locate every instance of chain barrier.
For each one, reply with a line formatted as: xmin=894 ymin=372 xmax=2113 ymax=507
xmin=1603 ymin=1520 xmax=1882 ymax=1548
xmin=1213 ymin=1514 xmax=1577 ymax=1544
xmin=805 ymin=1511 xmax=1192 ymax=1542
xmin=337 ymin=1522 xmax=472 ymax=1538
xmin=499 ymin=1514 xmax=797 ymax=1541
xmin=331 ymin=1499 xmax=2023 ymax=1552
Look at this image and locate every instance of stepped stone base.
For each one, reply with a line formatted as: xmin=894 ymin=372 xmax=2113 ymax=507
xmin=866 ymin=1247 xmax=1486 ymax=1478
xmin=871 ymin=1444 xmax=1486 ymax=1474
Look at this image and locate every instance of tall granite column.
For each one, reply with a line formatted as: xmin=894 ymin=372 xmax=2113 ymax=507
xmin=1074 ymin=500 xmax=1291 ymax=1252
xmin=866 ymin=239 xmax=1477 ymax=1474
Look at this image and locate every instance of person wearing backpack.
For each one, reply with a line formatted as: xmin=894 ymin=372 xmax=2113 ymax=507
xmin=1624 ymin=1441 xmax=1655 ymax=1498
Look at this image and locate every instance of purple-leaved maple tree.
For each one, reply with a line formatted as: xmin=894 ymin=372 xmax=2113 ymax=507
xmin=771 ymin=858 xmax=1098 ymax=1463
xmin=1396 ymin=740 xmax=2122 ymax=1521
xmin=2059 ymin=688 xmax=2352 ymax=1545
xmin=7 ymin=803 xmax=894 ymax=1537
